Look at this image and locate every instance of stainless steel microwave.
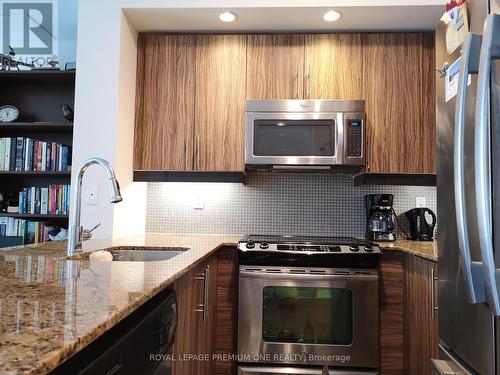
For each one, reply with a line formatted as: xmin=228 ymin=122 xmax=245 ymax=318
xmin=245 ymin=100 xmax=366 ymax=169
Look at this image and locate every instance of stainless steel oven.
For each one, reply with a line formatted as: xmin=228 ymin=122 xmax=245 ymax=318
xmin=245 ymin=100 xmax=365 ymax=169
xmin=237 ymin=266 xmax=379 ymax=371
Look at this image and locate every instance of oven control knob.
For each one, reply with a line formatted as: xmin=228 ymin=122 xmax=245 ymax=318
xmin=259 ymin=242 xmax=269 ymax=249
xmin=364 ymin=246 xmax=373 ymax=252
xmin=349 ymin=245 xmax=359 ymax=252
xmin=246 ymin=241 xmax=255 ymax=249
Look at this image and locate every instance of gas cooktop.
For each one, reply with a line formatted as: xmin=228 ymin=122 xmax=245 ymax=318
xmin=238 ymin=234 xmax=381 ymax=254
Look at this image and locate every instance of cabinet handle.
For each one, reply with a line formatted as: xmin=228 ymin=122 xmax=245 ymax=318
xmin=295 ymin=64 xmax=300 ymax=99
xmin=431 ymin=268 xmax=439 ymax=319
xmin=203 ymin=264 xmax=210 ymax=322
xmin=194 ymin=134 xmax=200 ymax=170
xmin=194 ymin=265 xmax=210 ymax=322
xmin=307 ymin=66 xmax=311 ymax=99
xmin=183 ymin=140 xmax=188 ymax=170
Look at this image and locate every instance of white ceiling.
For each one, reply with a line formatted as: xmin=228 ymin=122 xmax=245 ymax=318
xmin=124 ymin=4 xmax=445 ymax=32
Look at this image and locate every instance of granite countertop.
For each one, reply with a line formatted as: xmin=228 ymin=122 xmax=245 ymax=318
xmin=0 ymin=233 xmax=436 ymax=375
xmin=0 ymin=234 xmax=240 ymax=375
xmin=378 ymin=239 xmax=438 ymax=261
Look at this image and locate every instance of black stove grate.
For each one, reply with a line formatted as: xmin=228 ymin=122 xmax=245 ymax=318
xmin=243 ymin=234 xmax=374 ymax=246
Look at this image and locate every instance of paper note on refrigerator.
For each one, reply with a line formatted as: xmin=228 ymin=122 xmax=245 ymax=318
xmin=445 ymin=3 xmax=469 ymax=54
xmin=445 ymin=57 xmax=471 ymax=103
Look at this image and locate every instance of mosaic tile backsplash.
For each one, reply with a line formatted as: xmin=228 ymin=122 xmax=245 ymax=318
xmin=145 ymin=172 xmax=437 ymax=239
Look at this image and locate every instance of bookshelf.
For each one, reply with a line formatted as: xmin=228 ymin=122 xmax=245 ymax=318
xmin=0 ymin=70 xmax=74 ymax=245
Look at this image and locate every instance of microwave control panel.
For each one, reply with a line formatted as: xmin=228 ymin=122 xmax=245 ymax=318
xmin=346 ymin=119 xmax=363 ymax=157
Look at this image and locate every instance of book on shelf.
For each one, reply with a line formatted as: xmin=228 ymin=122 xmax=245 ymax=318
xmin=0 ymin=217 xmax=51 ymax=245
xmin=0 ymin=137 xmax=71 ymax=172
xmin=18 ymin=184 xmax=70 ymax=215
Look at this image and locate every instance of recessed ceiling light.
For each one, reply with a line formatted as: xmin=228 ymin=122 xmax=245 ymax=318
xmin=219 ymin=11 xmax=237 ymax=23
xmin=323 ymin=10 xmax=341 ymax=22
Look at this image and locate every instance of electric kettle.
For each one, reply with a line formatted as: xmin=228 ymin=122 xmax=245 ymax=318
xmin=405 ymin=207 xmax=436 ymax=241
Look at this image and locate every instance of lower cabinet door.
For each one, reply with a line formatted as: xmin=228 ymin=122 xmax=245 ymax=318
xmin=406 ymin=255 xmax=439 ymax=375
xmin=171 ymin=255 xmax=218 ymax=375
xmin=171 ymin=265 xmax=200 ymax=375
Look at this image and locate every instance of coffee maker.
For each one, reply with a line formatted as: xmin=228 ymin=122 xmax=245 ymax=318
xmin=405 ymin=207 xmax=436 ymax=241
xmin=365 ymin=194 xmax=396 ymax=242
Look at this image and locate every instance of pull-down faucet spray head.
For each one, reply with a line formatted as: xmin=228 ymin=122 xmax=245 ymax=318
xmin=67 ymin=158 xmax=123 ymax=255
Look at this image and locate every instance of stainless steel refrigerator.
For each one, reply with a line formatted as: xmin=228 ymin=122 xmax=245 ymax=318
xmin=434 ymin=0 xmax=500 ymax=374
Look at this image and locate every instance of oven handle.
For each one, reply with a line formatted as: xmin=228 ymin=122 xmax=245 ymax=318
xmin=239 ymin=270 xmax=378 ymax=283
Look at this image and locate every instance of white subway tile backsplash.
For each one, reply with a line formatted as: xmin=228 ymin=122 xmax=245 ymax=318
xmin=146 ymin=172 xmax=437 ymax=238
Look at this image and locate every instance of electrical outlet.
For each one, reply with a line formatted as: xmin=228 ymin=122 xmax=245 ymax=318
xmin=416 ymin=197 xmax=426 ymax=208
xmin=193 ymin=196 xmax=204 ymax=210
xmin=86 ymin=185 xmax=98 ymax=205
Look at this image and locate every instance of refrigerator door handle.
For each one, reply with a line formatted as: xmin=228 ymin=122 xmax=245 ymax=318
xmin=454 ymin=33 xmax=484 ymax=303
xmin=474 ymin=13 xmax=500 ymax=316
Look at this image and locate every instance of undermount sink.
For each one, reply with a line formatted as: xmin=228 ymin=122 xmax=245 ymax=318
xmin=85 ymin=247 xmax=189 ymax=262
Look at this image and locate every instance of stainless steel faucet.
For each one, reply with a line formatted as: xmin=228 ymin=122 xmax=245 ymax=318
xmin=67 ymin=158 xmax=122 ymax=255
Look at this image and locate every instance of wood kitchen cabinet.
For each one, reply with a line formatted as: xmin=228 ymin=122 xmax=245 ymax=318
xmin=134 ymin=34 xmax=195 ymax=171
xmin=171 ymin=255 xmax=218 ymax=375
xmin=195 ymin=35 xmax=247 ymax=171
xmin=304 ymin=34 xmax=364 ymax=100
xmin=379 ymin=252 xmax=439 ymax=375
xmin=134 ymin=32 xmax=436 ymax=176
xmin=379 ymin=251 xmax=406 ymax=374
xmin=246 ymin=34 xmax=305 ymax=99
xmin=171 ymin=247 xmax=238 ymax=375
xmin=406 ymin=255 xmax=439 ymax=375
xmin=362 ymin=33 xmax=436 ymax=174
xmin=135 ymin=34 xmax=246 ymax=173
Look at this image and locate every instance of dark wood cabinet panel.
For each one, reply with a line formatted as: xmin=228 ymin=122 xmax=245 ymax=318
xmin=134 ymin=32 xmax=436 ymax=175
xmin=134 ymin=34 xmax=195 ymax=171
xmin=194 ymin=256 xmax=219 ymax=375
xmin=379 ymin=252 xmax=439 ymax=375
xmin=379 ymin=252 xmax=407 ymax=374
xmin=362 ymin=33 xmax=436 ymax=174
xmin=195 ymin=35 xmax=247 ymax=172
xmin=406 ymin=255 xmax=439 ymax=375
xmin=246 ymin=34 xmax=305 ymax=99
xmin=304 ymin=34 xmax=364 ymax=100
xmin=171 ymin=263 xmax=200 ymax=375
xmin=213 ymin=247 xmax=238 ymax=375
xmin=171 ymin=248 xmax=237 ymax=375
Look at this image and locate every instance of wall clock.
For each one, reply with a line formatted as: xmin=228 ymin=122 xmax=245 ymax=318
xmin=0 ymin=105 xmax=19 ymax=122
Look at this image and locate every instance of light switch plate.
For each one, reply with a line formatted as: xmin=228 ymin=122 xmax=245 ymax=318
xmin=416 ymin=197 xmax=426 ymax=208
xmin=86 ymin=185 xmax=98 ymax=205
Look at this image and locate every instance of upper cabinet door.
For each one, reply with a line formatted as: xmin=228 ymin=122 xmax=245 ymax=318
xmin=195 ymin=35 xmax=247 ymax=172
xmin=134 ymin=35 xmax=195 ymax=171
xmin=304 ymin=34 xmax=364 ymax=100
xmin=246 ymin=34 xmax=305 ymax=99
xmin=362 ymin=33 xmax=436 ymax=174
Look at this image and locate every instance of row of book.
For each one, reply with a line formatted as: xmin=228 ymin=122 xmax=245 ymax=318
xmin=0 ymin=137 xmax=71 ymax=172
xmin=0 ymin=218 xmax=53 ymax=244
xmin=18 ymin=185 xmax=71 ymax=216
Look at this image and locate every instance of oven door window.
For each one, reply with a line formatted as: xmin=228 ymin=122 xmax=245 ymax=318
xmin=262 ymin=287 xmax=352 ymax=345
xmin=253 ymin=119 xmax=335 ymax=156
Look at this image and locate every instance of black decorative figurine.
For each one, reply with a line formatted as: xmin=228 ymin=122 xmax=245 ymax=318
xmin=61 ymin=104 xmax=74 ymax=123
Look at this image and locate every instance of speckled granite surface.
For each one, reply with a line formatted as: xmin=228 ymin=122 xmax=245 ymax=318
xmin=0 ymin=234 xmax=436 ymax=374
xmin=378 ymin=239 xmax=438 ymax=261
xmin=0 ymin=234 xmax=240 ymax=375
